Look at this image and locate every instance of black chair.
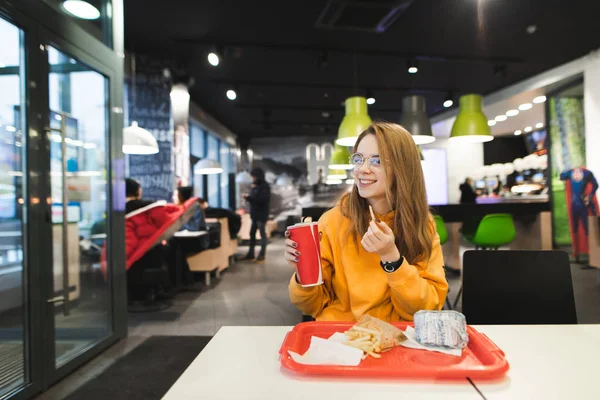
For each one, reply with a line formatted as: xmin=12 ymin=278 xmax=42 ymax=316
xmin=461 ymin=250 xmax=577 ymax=324
xmin=127 ymin=245 xmax=172 ymax=312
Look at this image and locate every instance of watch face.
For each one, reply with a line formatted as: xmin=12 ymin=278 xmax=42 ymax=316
xmin=384 ymin=264 xmax=396 ymax=273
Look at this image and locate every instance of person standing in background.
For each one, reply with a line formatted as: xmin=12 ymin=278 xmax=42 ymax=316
xmin=459 ymin=178 xmax=478 ymax=204
xmin=242 ymin=167 xmax=271 ymax=262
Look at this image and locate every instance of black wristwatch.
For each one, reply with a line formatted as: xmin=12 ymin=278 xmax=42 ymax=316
xmin=380 ymin=257 xmax=404 ymax=273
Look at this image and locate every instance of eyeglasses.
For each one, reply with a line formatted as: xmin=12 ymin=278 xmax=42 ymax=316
xmin=350 ymin=153 xmax=381 ymax=170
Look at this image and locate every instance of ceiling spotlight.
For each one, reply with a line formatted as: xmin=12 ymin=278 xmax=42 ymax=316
xmin=514 ymin=130 xmax=522 ymax=136
xmin=524 ymin=126 xmax=532 ymax=133
xmin=533 ymin=95 xmax=547 ymax=104
xmin=535 ymin=122 xmax=544 ymax=129
xmin=526 ymin=25 xmax=537 ymax=34
xmin=506 ymin=109 xmax=519 ymax=117
xmin=407 ymin=59 xmax=418 ymax=74
xmin=366 ymin=89 xmax=375 ymax=105
xmin=495 ymin=115 xmax=508 ymax=122
xmin=443 ymin=93 xmax=454 ymax=108
xmin=226 ymin=89 xmax=237 ymax=100
xmin=518 ymin=103 xmax=533 ymax=111
xmin=62 ymin=0 xmax=101 ymax=20
xmin=208 ymin=52 xmax=220 ymax=66
xmin=321 ymin=111 xmax=331 ymax=118
xmin=488 ymin=120 xmax=497 ymax=126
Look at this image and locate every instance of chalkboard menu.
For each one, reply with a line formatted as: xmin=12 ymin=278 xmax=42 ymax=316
xmin=127 ymin=55 xmax=174 ymax=201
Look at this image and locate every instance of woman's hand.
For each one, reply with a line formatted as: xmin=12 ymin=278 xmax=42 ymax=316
xmin=361 ymin=220 xmax=400 ymax=262
xmin=284 ymin=230 xmax=301 ymax=270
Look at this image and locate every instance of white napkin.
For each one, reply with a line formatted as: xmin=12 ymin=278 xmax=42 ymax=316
xmin=400 ymin=326 xmax=463 ymax=357
xmin=288 ymin=334 xmax=363 ymax=366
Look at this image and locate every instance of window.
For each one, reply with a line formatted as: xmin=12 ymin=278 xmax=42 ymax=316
xmin=190 ymin=121 xmax=205 ymax=198
xmin=207 ymin=134 xmax=220 ymax=207
xmin=220 ymin=142 xmax=231 ymax=209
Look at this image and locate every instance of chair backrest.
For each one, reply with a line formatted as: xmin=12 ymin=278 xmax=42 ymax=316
xmin=462 ymin=250 xmax=577 ymax=324
xmin=433 ymin=215 xmax=448 ymax=244
xmin=472 ymin=213 xmax=516 ymax=247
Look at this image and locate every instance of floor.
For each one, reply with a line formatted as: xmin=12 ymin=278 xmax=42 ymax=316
xmin=33 ymin=238 xmax=600 ymax=399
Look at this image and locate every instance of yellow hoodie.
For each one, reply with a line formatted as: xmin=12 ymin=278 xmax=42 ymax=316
xmin=289 ymin=206 xmax=448 ymax=322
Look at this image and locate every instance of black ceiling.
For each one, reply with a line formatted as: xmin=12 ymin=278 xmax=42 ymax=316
xmin=124 ymin=0 xmax=600 ymax=142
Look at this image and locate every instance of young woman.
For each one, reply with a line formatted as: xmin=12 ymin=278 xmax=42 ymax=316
xmin=286 ymin=122 xmax=448 ymax=322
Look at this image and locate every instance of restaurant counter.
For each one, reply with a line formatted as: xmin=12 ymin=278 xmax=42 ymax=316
xmin=303 ymin=198 xmax=552 ymax=271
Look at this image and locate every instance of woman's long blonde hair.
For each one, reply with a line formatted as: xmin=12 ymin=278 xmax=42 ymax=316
xmin=340 ymin=122 xmax=432 ymax=264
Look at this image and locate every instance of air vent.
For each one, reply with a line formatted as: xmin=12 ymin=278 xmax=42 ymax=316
xmin=315 ymin=0 xmax=414 ymax=33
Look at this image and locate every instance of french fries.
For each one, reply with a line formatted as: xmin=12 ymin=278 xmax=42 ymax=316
xmin=342 ymin=315 xmax=407 ymax=359
xmin=343 ymin=326 xmax=382 ymax=358
xmin=368 ymin=205 xmax=376 ymax=222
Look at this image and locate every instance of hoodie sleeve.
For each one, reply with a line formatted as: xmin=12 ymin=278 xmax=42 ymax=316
xmin=385 ymin=219 xmax=449 ymax=320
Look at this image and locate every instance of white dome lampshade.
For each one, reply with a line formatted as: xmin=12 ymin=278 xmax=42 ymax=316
xmin=194 ymin=159 xmax=223 ymax=175
xmin=122 ymin=121 xmax=159 ymax=155
xmin=235 ymin=171 xmax=252 ymax=184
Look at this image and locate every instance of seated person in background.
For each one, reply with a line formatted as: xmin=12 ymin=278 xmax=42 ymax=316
xmin=459 ymin=178 xmax=478 ymax=204
xmin=203 ymin=199 xmax=242 ymax=238
xmin=174 ymin=186 xmax=207 ymax=231
xmin=126 ymin=178 xmax=154 ymax=214
xmin=285 ymin=122 xmax=448 ymax=322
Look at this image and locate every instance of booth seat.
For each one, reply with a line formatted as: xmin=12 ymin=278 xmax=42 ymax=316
xmin=238 ymin=213 xmax=277 ymax=241
xmin=186 ymin=217 xmax=238 ymax=285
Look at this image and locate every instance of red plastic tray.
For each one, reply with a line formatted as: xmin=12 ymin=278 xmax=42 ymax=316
xmin=279 ymin=321 xmax=509 ymax=380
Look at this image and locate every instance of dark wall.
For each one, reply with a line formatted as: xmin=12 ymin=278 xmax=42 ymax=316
xmin=484 ymin=136 xmax=528 ymax=165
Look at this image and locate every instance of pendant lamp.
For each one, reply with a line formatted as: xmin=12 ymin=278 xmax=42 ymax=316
xmin=327 ymin=169 xmax=347 ymax=180
xmin=122 ymin=121 xmax=159 ymax=155
xmin=235 ymin=171 xmax=252 ymax=184
xmin=450 ymin=94 xmax=493 ymax=143
xmin=336 ymin=97 xmax=372 ymax=147
xmin=399 ymin=95 xmax=435 ymax=144
xmin=194 ymin=159 xmax=223 ymax=175
xmin=328 ymin=145 xmax=353 ymax=170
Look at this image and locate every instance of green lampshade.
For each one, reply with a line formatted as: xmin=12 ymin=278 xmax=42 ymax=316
xmin=327 ymin=168 xmax=347 ymax=180
xmin=450 ymin=94 xmax=493 ymax=143
xmin=336 ymin=97 xmax=372 ymax=147
xmin=329 ymin=145 xmax=353 ymax=170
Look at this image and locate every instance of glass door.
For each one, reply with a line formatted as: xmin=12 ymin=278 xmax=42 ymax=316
xmin=45 ymin=45 xmax=112 ymax=368
xmin=0 ymin=15 xmax=29 ymax=399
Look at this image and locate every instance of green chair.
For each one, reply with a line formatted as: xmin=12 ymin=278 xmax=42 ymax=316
xmin=465 ymin=213 xmax=516 ymax=250
xmin=433 ymin=215 xmax=452 ymax=310
xmin=454 ymin=213 xmax=516 ymax=309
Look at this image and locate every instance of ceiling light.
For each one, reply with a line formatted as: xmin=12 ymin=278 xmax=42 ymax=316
xmin=514 ymin=130 xmax=522 ymax=136
xmin=62 ymin=0 xmax=101 ymax=20
xmin=518 ymin=103 xmax=533 ymax=111
xmin=6 ymin=126 xmax=17 ymax=132
xmin=526 ymin=25 xmax=537 ymax=34
xmin=524 ymin=126 xmax=532 ymax=133
xmin=226 ymin=89 xmax=237 ymax=100
xmin=533 ymin=95 xmax=547 ymax=104
xmin=535 ymin=122 xmax=544 ymax=129
xmin=443 ymin=92 xmax=454 ymax=108
xmin=400 ymin=95 xmax=435 ymax=144
xmin=407 ymin=59 xmax=418 ymax=74
xmin=366 ymin=97 xmax=375 ymax=105
xmin=194 ymin=159 xmax=224 ymax=175
xmin=450 ymin=94 xmax=493 ymax=143
xmin=488 ymin=120 xmax=496 ymax=126
xmin=122 ymin=121 xmax=159 ymax=155
xmin=321 ymin=111 xmax=331 ymax=118
xmin=336 ymin=97 xmax=372 ymax=146
xmin=495 ymin=115 xmax=507 ymax=122
xmin=506 ymin=109 xmax=519 ymax=117
xmin=207 ymin=52 xmax=219 ymax=66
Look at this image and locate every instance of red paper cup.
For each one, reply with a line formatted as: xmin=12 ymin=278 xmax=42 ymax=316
xmin=287 ymin=222 xmax=322 ymax=287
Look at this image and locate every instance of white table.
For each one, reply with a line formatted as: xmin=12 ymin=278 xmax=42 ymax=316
xmin=162 ymin=326 xmax=481 ymax=399
xmin=163 ymin=325 xmax=600 ymax=400
xmin=473 ymin=325 xmax=600 ymax=399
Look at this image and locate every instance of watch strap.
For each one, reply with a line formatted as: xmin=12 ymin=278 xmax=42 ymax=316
xmin=380 ymin=256 xmax=404 ymax=273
